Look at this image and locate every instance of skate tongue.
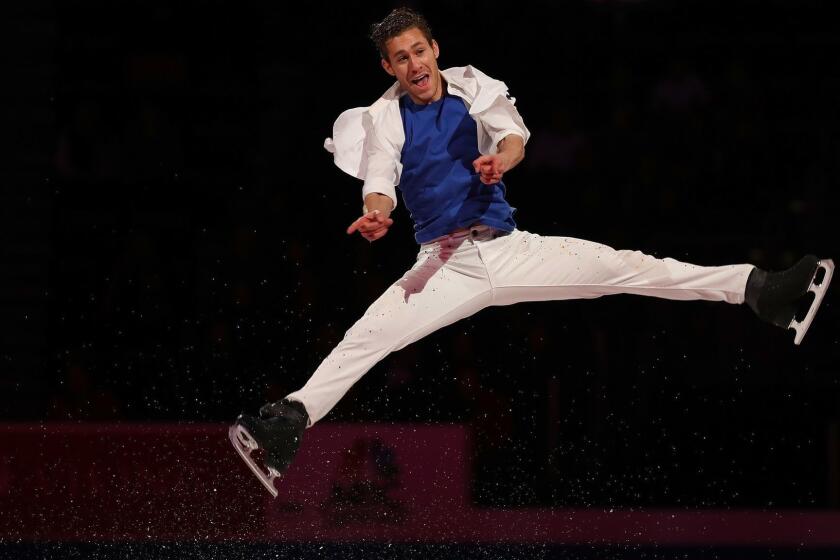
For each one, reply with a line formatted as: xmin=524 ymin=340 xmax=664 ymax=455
xmin=259 ymin=399 xmax=309 ymax=423
xmin=744 ymin=268 xmax=767 ymax=314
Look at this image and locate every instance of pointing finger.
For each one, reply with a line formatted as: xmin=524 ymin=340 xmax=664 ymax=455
xmin=473 ymin=155 xmax=491 ymax=171
xmin=347 ymin=216 xmax=367 ymax=234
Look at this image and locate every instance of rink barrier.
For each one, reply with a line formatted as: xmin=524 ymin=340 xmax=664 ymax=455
xmin=2 ymin=422 xmax=839 ymax=545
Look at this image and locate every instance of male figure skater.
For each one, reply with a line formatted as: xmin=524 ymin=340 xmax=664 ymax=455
xmin=230 ymin=8 xmax=833 ymax=496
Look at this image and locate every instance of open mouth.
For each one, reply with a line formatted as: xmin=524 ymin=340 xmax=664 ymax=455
xmin=411 ymin=73 xmax=430 ymax=88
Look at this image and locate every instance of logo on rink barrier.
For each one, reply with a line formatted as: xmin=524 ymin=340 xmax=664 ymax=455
xmin=320 ymin=437 xmax=408 ymax=526
xmin=264 ymin=424 xmax=469 ymax=540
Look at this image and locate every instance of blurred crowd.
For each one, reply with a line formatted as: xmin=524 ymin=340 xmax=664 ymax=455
xmin=29 ymin=1 xmax=839 ymax=507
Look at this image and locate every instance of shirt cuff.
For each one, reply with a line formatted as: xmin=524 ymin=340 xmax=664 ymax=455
xmin=362 ymin=178 xmax=399 ymax=210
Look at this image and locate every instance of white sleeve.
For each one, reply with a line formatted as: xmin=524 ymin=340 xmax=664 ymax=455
xmin=324 ymin=106 xmax=368 ymax=179
xmin=478 ymin=94 xmax=530 ymax=154
xmin=359 ymin=115 xmax=400 ymax=210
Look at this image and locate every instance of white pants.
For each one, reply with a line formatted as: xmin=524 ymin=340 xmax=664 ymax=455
xmin=287 ymin=227 xmax=754 ymax=425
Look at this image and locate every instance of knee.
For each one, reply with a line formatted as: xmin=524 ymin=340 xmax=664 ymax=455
xmin=603 ymin=249 xmax=660 ymax=281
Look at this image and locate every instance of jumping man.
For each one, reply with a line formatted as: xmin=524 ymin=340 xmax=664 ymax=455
xmin=229 ymin=7 xmax=833 ymax=497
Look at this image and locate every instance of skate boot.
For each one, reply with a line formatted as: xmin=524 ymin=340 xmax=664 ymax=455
xmin=229 ymin=399 xmax=309 ymax=497
xmin=745 ymin=255 xmax=834 ymax=344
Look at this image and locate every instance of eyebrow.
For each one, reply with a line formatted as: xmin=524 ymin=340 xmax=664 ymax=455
xmin=392 ymin=42 xmax=426 ymax=56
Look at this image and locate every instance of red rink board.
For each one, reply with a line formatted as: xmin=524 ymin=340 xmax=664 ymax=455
xmin=2 ymin=422 xmax=839 ymax=545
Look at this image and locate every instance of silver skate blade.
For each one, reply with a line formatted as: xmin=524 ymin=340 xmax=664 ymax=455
xmin=228 ymin=424 xmax=279 ymax=497
xmin=791 ymin=259 xmax=834 ymax=345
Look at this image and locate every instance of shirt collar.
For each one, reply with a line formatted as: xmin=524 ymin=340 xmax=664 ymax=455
xmin=369 ymin=67 xmax=473 ymax=116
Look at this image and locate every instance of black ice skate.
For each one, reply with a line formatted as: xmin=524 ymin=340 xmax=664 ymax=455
xmin=229 ymin=399 xmax=309 ymax=497
xmin=745 ymin=255 xmax=834 ymax=345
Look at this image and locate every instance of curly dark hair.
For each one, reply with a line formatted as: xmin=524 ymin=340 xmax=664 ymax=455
xmin=369 ymin=7 xmax=434 ymax=61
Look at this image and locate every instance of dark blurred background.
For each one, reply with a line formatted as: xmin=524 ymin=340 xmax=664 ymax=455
xmin=3 ymin=0 xmax=838 ymax=511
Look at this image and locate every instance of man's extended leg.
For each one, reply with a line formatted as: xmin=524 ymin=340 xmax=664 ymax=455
xmin=482 ymin=230 xmax=755 ymax=306
xmin=230 ymin=232 xmax=494 ymax=494
xmin=478 ymin=230 xmax=831 ymax=342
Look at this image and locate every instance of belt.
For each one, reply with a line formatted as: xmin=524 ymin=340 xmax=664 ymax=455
xmin=449 ymin=224 xmax=492 ymax=236
xmin=424 ymin=224 xmax=495 ymax=245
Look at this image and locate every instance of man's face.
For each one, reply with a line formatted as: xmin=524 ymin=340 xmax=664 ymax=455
xmin=381 ymin=27 xmax=442 ymax=105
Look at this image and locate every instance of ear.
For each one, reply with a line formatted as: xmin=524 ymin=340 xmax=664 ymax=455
xmin=381 ymin=57 xmax=395 ymax=77
xmin=432 ymin=39 xmax=440 ymax=59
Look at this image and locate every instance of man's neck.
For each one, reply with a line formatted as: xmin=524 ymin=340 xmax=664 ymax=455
xmin=406 ymin=72 xmax=445 ymax=105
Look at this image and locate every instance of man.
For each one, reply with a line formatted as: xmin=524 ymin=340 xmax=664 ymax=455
xmin=230 ymin=8 xmax=833 ymax=497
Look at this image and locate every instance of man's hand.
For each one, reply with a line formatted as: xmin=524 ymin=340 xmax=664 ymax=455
xmin=473 ymin=134 xmax=525 ymax=185
xmin=346 ymin=210 xmax=394 ymax=242
xmin=472 ymin=154 xmax=508 ymax=185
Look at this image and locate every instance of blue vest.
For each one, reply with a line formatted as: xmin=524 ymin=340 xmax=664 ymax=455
xmin=399 ymin=92 xmax=516 ymax=244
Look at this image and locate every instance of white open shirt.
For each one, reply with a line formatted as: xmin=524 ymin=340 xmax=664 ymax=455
xmin=324 ymin=65 xmax=531 ymax=210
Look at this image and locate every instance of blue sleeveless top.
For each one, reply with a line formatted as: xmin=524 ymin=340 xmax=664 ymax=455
xmin=398 ymin=92 xmax=516 ymax=244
